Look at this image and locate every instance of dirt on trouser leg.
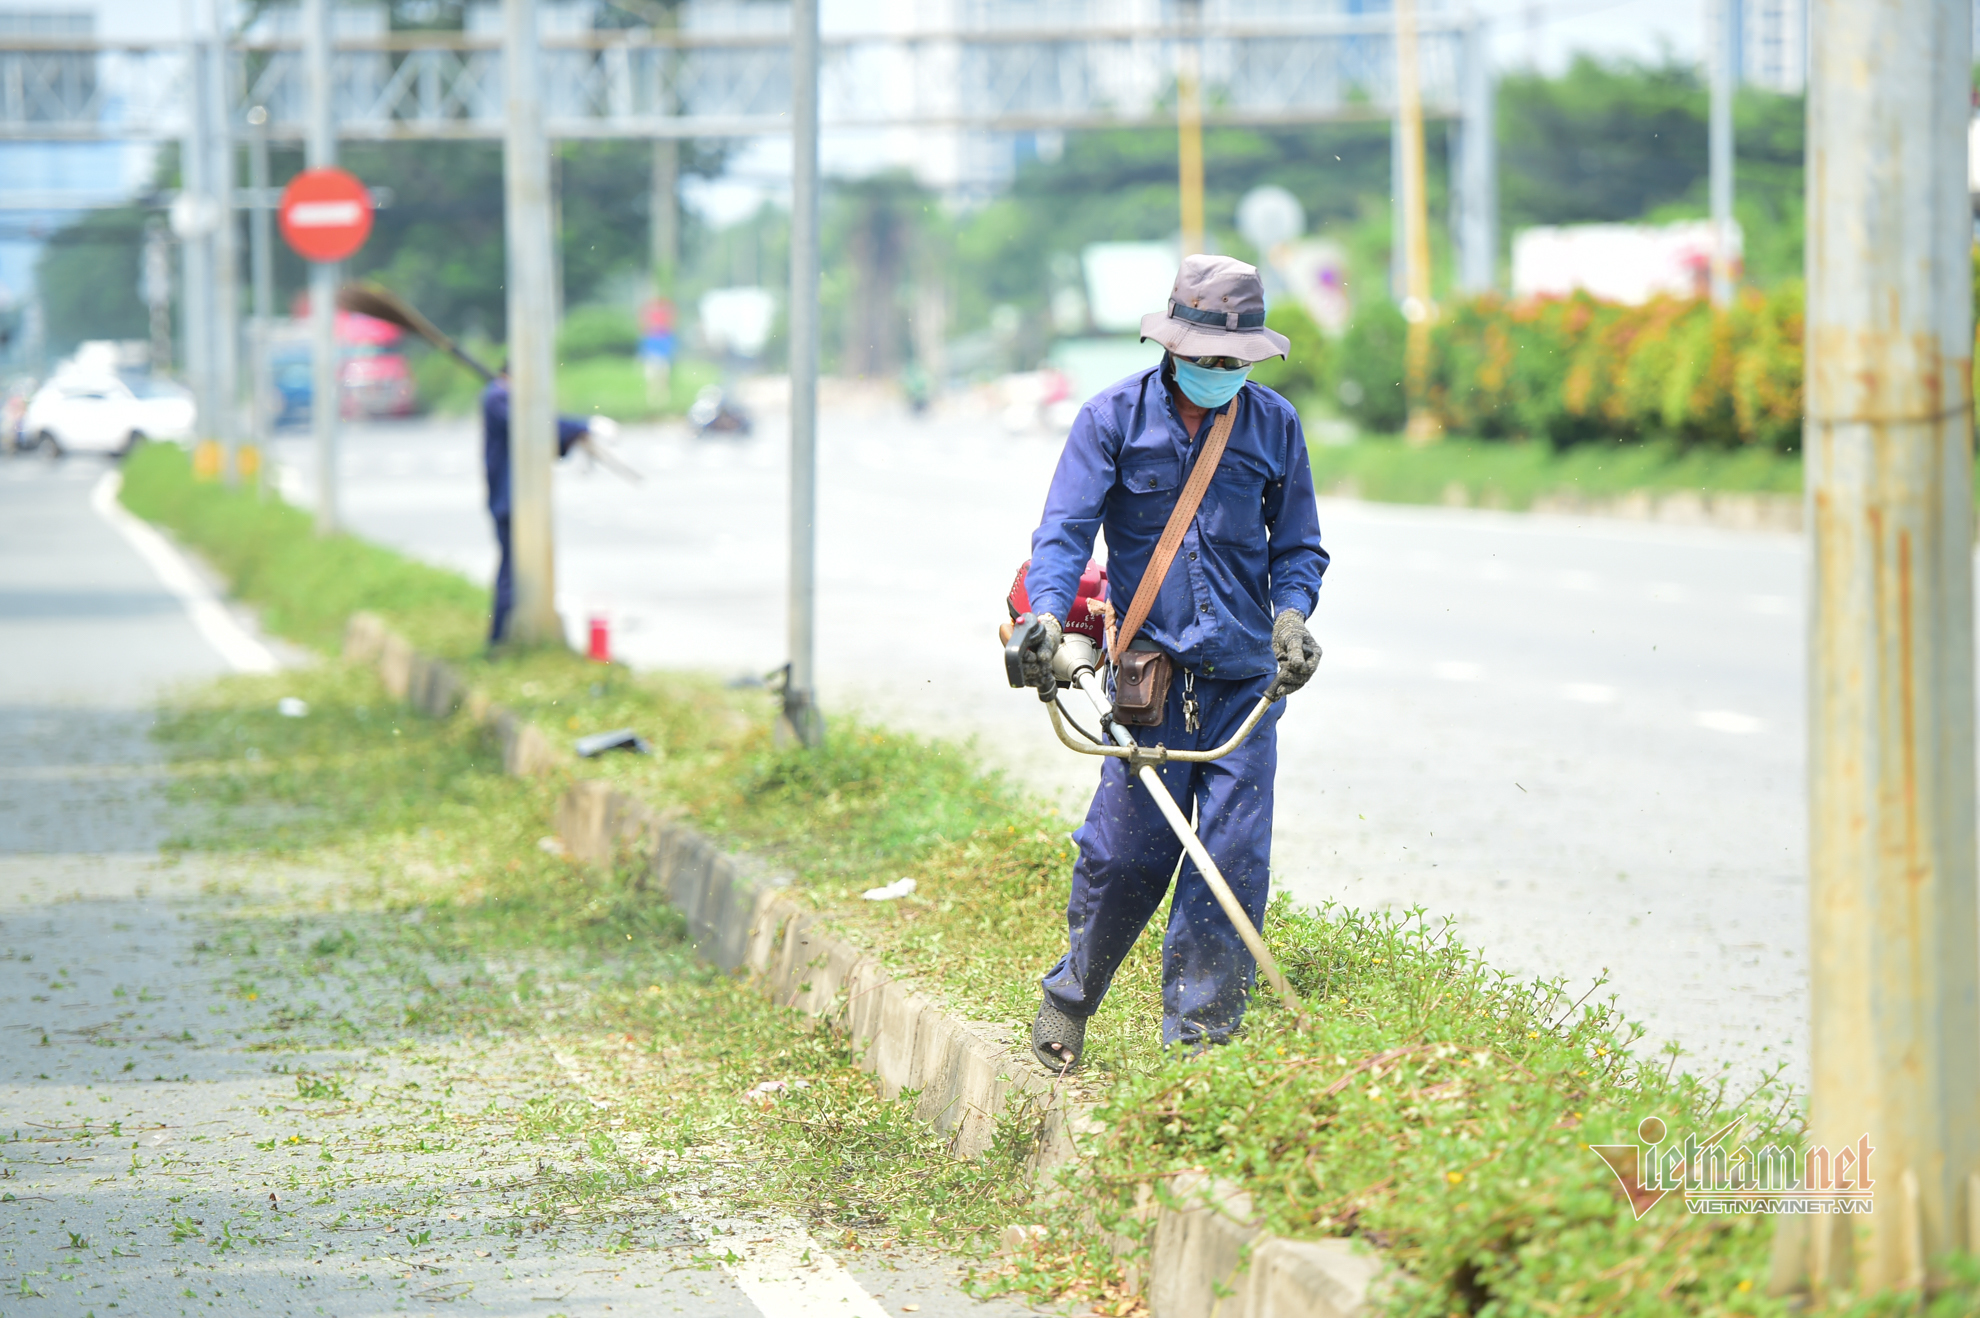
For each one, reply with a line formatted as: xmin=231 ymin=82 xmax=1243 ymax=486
xmin=0 ymin=853 xmax=1036 ymax=1318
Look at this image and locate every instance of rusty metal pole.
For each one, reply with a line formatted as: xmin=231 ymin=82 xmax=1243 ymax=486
xmin=1175 ymin=0 xmax=1204 ymax=257
xmin=1776 ymin=0 xmax=1980 ymax=1297
xmin=1394 ymin=0 xmax=1437 ymax=443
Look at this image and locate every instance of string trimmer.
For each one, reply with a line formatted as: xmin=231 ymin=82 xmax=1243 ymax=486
xmin=1003 ymin=572 xmax=1310 ymax=1028
xmin=335 ymin=282 xmax=643 ymax=485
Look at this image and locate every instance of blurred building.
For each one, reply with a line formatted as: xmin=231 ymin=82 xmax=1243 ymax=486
xmin=1738 ymin=0 xmax=1805 ymax=95
xmin=0 ymin=7 xmax=156 ymax=369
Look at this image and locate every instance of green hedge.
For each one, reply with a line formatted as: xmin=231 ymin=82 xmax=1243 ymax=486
xmin=1427 ymin=287 xmax=1804 ymax=451
xmin=1262 ymin=285 xmax=1810 ymax=451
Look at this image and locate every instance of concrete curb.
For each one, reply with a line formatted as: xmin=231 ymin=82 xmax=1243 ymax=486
xmin=343 ymin=612 xmax=1376 ymax=1317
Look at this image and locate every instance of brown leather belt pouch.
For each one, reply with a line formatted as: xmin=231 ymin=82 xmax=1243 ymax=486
xmin=1114 ymin=649 xmax=1173 ymax=727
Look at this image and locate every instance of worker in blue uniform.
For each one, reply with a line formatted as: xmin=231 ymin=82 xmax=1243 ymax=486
xmin=1015 ymin=254 xmax=1328 ymax=1069
xmin=482 ymin=372 xmax=608 ymax=646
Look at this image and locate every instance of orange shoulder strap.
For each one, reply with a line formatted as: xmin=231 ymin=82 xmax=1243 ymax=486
xmin=1108 ymin=394 xmax=1240 ymax=665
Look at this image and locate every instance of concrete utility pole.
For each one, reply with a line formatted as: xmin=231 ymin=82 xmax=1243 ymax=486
xmin=1708 ymin=0 xmax=1738 ymax=306
xmin=141 ymin=220 xmax=172 ymax=374
xmin=176 ymin=8 xmax=212 ymax=448
xmin=650 ymin=0 xmax=678 ymax=299
xmin=501 ymin=0 xmax=563 ymax=646
xmin=1175 ymin=0 xmax=1205 ymax=256
xmin=1771 ymin=0 xmax=1979 ymax=1299
xmin=783 ymin=0 xmax=822 ymax=746
xmin=247 ymin=104 xmax=274 ymax=479
xmin=304 ymin=0 xmax=339 ymax=533
xmin=205 ymin=5 xmax=240 ymax=484
xmin=1455 ymin=17 xmax=1496 ymax=295
xmin=651 ymin=142 xmax=677 ymax=293
xmin=1394 ymin=0 xmax=1437 ymax=441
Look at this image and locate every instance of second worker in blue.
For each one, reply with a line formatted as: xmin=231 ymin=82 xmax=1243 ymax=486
xmin=482 ymin=371 xmax=611 ymax=648
xmin=1015 ymin=254 xmax=1328 ymax=1070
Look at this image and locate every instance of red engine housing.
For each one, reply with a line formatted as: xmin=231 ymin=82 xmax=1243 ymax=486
xmin=1007 ymin=558 xmax=1108 ymax=643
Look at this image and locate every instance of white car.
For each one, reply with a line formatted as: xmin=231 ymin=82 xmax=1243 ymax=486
xmin=21 ymin=374 xmax=195 ymax=457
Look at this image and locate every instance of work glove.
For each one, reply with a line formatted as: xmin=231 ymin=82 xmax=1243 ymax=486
xmin=1266 ymin=608 xmax=1321 ymax=702
xmin=1018 ymin=613 xmax=1064 ymax=701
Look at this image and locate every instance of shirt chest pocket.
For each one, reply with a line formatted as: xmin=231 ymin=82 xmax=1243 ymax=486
xmin=1199 ymin=476 xmax=1267 ymax=547
xmin=1115 ymin=459 xmax=1182 ymax=526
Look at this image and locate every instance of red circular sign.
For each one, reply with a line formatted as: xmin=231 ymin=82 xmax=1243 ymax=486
xmin=278 ymin=167 xmax=374 ymax=263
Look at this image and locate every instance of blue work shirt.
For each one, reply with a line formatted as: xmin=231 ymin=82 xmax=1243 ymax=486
xmin=482 ymin=378 xmax=592 ymax=517
xmin=1027 ymin=366 xmax=1327 ymax=680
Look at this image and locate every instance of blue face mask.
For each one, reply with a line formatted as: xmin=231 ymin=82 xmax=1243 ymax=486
xmin=1172 ymin=356 xmax=1251 ymax=409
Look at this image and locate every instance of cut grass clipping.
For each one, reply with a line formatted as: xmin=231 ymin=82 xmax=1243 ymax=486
xmin=155 ymin=664 xmax=1035 ymax=1264
xmin=126 ymin=440 xmax=1980 ymax=1314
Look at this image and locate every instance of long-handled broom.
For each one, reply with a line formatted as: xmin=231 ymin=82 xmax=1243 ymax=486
xmin=335 ymin=282 xmax=643 ymax=484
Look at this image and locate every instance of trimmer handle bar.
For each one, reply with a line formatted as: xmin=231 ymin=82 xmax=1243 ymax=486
xmin=1004 ymin=614 xmax=1042 ymax=690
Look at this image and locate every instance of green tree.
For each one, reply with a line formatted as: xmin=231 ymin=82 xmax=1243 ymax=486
xmin=947 ymin=117 xmax=1431 ymax=356
xmin=36 ymin=208 xmax=150 ymax=356
xmin=1335 ymin=299 xmax=1408 ymax=433
xmin=1499 ymin=56 xmax=1804 ymax=286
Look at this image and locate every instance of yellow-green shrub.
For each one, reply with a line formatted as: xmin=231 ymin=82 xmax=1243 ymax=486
xmin=1427 ymin=284 xmax=1807 ymax=451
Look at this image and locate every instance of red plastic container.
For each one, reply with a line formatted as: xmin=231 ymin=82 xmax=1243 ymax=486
xmin=587 ymin=613 xmax=611 ymax=663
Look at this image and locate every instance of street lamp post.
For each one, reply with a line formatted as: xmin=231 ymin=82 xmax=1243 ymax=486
xmin=303 ymin=0 xmax=339 ymax=534
xmin=782 ymin=0 xmax=822 ymax=746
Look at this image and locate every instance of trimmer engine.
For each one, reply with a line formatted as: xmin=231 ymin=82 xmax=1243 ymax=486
xmin=1005 ymin=558 xmax=1108 ymax=643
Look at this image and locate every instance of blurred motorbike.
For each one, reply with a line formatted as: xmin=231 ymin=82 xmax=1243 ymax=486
xmin=688 ymin=384 xmax=752 ymax=438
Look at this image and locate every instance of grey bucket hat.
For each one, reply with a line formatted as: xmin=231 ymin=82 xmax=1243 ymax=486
xmin=1139 ymin=253 xmax=1290 ymax=363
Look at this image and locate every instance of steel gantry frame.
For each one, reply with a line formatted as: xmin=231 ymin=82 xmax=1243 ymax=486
xmin=0 ymin=14 xmax=1479 ymax=143
xmin=0 ymin=10 xmax=1500 ymax=303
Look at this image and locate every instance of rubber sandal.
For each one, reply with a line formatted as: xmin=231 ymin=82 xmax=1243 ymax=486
xmin=1031 ymin=997 xmax=1086 ymax=1074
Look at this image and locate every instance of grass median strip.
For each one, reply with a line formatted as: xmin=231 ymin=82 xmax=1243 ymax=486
xmin=1306 ymin=435 xmax=1805 ymax=512
xmin=124 ymin=441 xmax=1979 ymax=1315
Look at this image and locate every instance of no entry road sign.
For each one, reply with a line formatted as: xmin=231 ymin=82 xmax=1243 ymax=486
xmin=278 ymin=167 xmax=374 ymax=263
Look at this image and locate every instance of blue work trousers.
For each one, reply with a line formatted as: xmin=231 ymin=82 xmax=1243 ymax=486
xmin=489 ymin=514 xmax=513 ymax=644
xmin=1041 ymin=670 xmax=1281 ymax=1047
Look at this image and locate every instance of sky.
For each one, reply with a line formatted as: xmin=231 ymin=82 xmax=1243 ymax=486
xmin=1478 ymin=0 xmax=1701 ymax=74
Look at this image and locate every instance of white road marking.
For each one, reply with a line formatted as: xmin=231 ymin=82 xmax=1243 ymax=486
xmin=1695 ymin=709 xmax=1763 ymax=734
xmin=90 ymin=470 xmax=280 ymax=674
xmin=667 ymin=1189 xmax=891 ymax=1318
xmin=1434 ymin=661 xmax=1484 ymax=682
xmin=545 ymin=1052 xmax=892 ymax=1318
xmin=1561 ymin=683 xmax=1617 ymax=704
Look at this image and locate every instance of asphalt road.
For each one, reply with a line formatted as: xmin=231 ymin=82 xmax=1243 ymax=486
xmin=0 ymin=458 xmax=234 ymax=856
xmin=0 ymin=455 xmax=1016 ymax=1318
xmin=272 ymin=405 xmax=1816 ymax=1093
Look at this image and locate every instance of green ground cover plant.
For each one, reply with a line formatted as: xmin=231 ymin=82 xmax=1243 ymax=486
xmin=126 ymin=441 xmax=1980 ymax=1314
